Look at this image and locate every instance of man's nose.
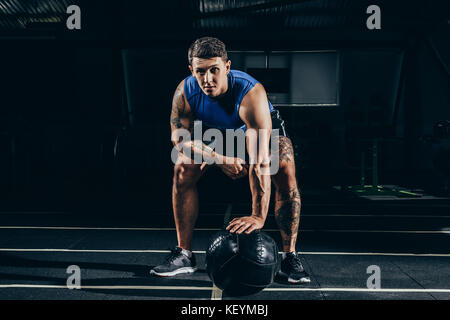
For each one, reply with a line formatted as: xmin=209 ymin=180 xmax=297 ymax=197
xmin=203 ymin=71 xmax=212 ymax=84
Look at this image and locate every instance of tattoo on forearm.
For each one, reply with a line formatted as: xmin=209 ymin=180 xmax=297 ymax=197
xmin=171 ymin=116 xmax=183 ymax=129
xmin=191 ymin=141 xmax=215 ymax=159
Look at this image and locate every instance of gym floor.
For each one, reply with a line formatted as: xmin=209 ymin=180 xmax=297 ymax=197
xmin=1 ymin=187 xmax=449 ymax=300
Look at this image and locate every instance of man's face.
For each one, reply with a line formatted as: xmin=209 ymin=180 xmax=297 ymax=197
xmin=189 ymin=57 xmax=231 ymax=98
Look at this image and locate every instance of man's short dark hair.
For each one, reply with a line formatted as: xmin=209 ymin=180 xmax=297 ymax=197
xmin=188 ymin=37 xmax=228 ymax=66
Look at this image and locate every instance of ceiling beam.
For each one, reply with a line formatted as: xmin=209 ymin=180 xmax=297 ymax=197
xmin=196 ymin=0 xmax=318 ymax=19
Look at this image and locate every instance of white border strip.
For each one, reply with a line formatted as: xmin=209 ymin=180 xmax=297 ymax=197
xmin=0 ymin=226 xmax=449 ymax=234
xmin=0 ymin=226 xmax=217 ymax=231
xmin=263 ymin=288 xmax=450 ymax=293
xmin=304 ymin=230 xmax=450 ymax=234
xmin=0 ymin=212 xmax=68 ymax=215
xmin=0 ymin=226 xmax=197 ymax=231
xmin=0 ymin=248 xmax=449 ymax=257
xmin=1 ymin=213 xmax=450 ymax=218
xmin=0 ymin=284 xmax=449 ymax=293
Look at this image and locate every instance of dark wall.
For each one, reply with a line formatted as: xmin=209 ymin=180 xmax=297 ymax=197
xmin=0 ymin=44 xmax=117 ymax=200
xmin=1 ymin=27 xmax=449 ymax=205
xmin=402 ymin=30 xmax=450 ymax=191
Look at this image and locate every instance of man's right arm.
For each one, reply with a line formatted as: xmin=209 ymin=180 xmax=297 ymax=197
xmin=170 ymin=81 xmax=248 ymax=178
xmin=170 ymin=80 xmax=222 ymax=165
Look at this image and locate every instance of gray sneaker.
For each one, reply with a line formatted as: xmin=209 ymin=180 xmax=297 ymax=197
xmin=150 ymin=247 xmax=197 ymax=277
xmin=278 ymin=252 xmax=311 ymax=284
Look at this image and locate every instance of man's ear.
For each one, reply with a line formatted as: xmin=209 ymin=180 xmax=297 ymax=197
xmin=226 ymin=59 xmax=231 ymax=74
xmin=188 ymin=64 xmax=194 ymax=75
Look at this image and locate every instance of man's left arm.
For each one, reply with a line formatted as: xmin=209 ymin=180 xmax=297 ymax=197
xmin=226 ymin=83 xmax=272 ymax=234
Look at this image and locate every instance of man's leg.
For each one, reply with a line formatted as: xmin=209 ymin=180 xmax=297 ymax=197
xmin=271 ymin=136 xmax=301 ymax=252
xmin=272 ymin=135 xmax=310 ymax=283
xmin=172 ymin=162 xmax=205 ymax=251
xmin=150 ymin=160 xmax=206 ymax=277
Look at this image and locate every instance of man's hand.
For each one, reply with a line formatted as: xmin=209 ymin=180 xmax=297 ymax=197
xmin=217 ymin=156 xmax=248 ymax=180
xmin=226 ymin=215 xmax=265 ymax=234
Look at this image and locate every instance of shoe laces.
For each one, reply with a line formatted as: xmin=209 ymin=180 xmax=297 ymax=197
xmin=286 ymin=253 xmax=304 ymax=272
xmin=164 ymin=247 xmax=182 ymax=264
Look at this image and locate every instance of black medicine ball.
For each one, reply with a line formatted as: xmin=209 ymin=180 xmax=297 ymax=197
xmin=205 ymin=230 xmax=279 ymax=296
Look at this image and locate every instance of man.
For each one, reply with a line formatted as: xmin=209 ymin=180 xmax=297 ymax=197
xmin=150 ymin=37 xmax=310 ymax=284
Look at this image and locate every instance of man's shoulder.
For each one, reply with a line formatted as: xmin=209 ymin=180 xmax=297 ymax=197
xmin=229 ymin=70 xmax=260 ymax=104
xmin=182 ymin=75 xmax=202 ymax=98
xmin=230 ymin=70 xmax=258 ymax=85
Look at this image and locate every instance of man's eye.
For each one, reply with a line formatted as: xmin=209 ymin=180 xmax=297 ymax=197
xmin=211 ymin=67 xmax=218 ymax=73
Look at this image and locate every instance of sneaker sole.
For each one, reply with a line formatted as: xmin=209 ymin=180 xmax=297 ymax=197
xmin=150 ymin=267 xmax=197 ymax=277
xmin=278 ymin=271 xmax=311 ymax=284
xmin=288 ymin=277 xmax=311 ymax=284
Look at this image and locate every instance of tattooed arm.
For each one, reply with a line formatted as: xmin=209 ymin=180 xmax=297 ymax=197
xmin=226 ymin=83 xmax=272 ymax=234
xmin=171 ymin=80 xmax=247 ymax=175
xmin=170 ymin=80 xmax=221 ymax=165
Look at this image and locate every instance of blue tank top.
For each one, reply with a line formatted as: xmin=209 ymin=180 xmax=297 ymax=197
xmin=184 ymin=70 xmax=274 ymax=130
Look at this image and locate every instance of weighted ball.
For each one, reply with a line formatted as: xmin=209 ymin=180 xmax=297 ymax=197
xmin=205 ymin=230 xmax=279 ymax=296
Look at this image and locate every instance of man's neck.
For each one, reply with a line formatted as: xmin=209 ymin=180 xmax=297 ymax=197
xmin=209 ymin=75 xmax=230 ymax=100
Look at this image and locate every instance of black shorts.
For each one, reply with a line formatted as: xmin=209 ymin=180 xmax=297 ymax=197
xmin=200 ymin=110 xmax=288 ymax=138
xmin=269 ymin=109 xmax=289 ymax=139
xmin=199 ymin=109 xmax=289 ymax=162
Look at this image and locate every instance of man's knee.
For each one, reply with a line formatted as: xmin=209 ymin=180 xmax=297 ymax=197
xmin=273 ymin=161 xmax=301 ymax=199
xmin=274 ymin=161 xmax=297 ymax=187
xmin=173 ymin=164 xmax=202 ymax=191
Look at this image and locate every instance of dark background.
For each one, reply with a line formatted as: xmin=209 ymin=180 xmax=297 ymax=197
xmin=0 ymin=0 xmax=449 ymax=211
